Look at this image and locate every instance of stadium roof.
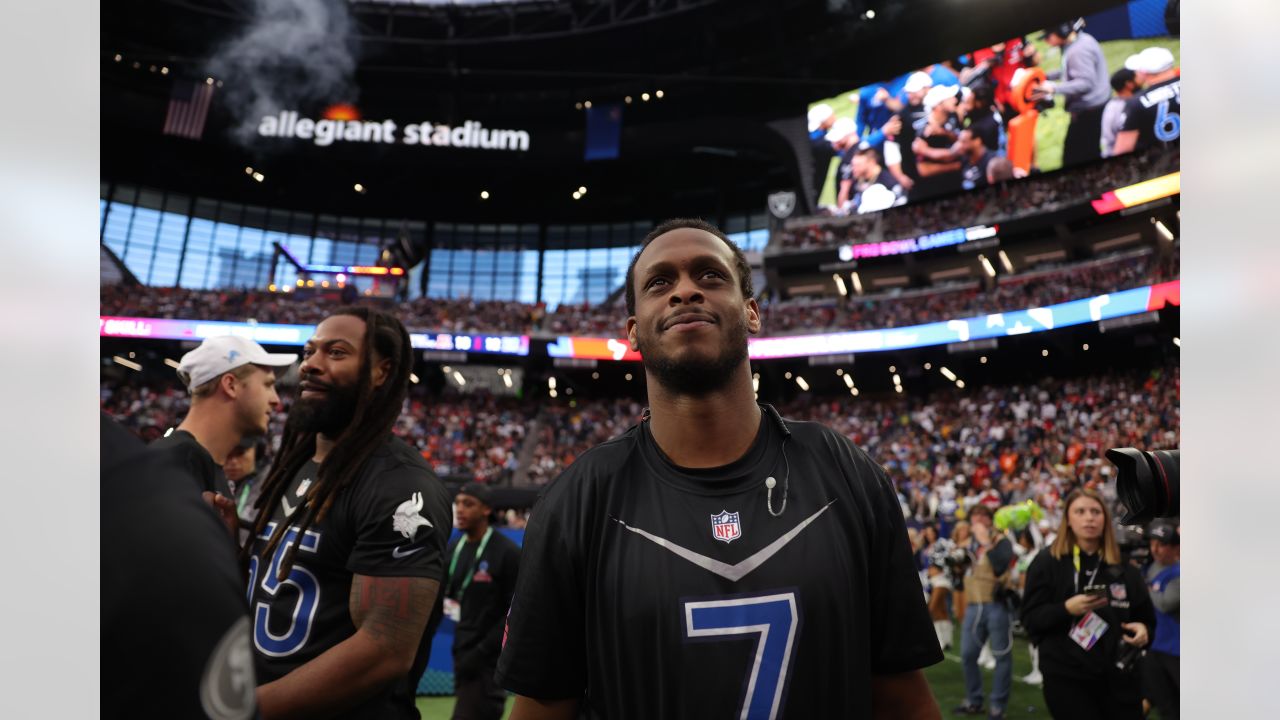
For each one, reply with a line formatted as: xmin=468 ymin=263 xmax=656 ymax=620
xmin=103 ymin=0 xmax=1120 ymax=222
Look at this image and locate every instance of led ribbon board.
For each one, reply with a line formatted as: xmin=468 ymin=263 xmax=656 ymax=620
xmin=548 ymin=280 xmax=1180 ymax=361
xmin=1091 ymin=172 xmax=1180 ymax=214
xmin=837 ymin=224 xmax=999 ymax=261
xmin=99 ymin=317 xmax=530 ymax=356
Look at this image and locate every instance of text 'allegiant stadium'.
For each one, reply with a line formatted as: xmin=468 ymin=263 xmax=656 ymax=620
xmin=257 ymin=112 xmax=530 ymax=151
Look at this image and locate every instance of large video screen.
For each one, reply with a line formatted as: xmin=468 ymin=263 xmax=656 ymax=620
xmin=806 ymin=0 xmax=1179 ymax=215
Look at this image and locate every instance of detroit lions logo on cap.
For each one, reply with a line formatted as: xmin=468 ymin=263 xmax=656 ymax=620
xmin=225 ymin=350 xmax=240 ymax=363
xmin=710 ymin=510 xmax=742 ymax=544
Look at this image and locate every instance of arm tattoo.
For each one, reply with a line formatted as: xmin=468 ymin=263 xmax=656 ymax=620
xmin=349 ymin=576 xmax=440 ymax=649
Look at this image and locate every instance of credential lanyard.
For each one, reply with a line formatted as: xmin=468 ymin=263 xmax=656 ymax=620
xmin=1073 ymin=544 xmax=1102 ymax=593
xmin=449 ymin=527 xmax=493 ymax=598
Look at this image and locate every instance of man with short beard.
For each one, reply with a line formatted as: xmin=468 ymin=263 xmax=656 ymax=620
xmin=243 ymin=307 xmax=451 ymax=719
xmin=497 ymin=219 xmax=944 ymax=720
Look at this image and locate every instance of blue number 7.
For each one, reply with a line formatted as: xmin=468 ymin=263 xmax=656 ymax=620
xmin=683 ymin=591 xmax=799 ymax=720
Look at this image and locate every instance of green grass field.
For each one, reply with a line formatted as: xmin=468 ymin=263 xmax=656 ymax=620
xmin=812 ymin=36 xmax=1181 ymax=206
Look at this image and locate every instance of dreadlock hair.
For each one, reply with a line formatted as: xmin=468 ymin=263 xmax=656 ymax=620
xmin=243 ymin=306 xmax=414 ymax=581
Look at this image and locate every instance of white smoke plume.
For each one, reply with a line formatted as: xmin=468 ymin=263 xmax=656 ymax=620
xmin=207 ymin=0 xmax=360 ymax=146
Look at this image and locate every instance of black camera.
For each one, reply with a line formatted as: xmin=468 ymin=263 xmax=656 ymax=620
xmin=1105 ymin=448 xmax=1179 ymax=525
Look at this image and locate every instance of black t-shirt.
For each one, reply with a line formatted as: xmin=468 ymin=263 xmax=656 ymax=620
xmin=150 ymin=429 xmax=232 ymax=499
xmin=1120 ymin=77 xmax=1181 ymax=151
xmin=247 ymin=436 xmax=452 ymax=719
xmin=966 ymin=108 xmax=1004 ymax=153
xmin=891 ymin=103 xmax=927 ymax=181
xmin=962 ymin=150 xmax=994 ymax=191
xmin=103 ymin=416 xmax=257 ymax=720
xmin=445 ymin=529 xmax=521 ymax=678
xmin=496 ymin=406 xmax=942 ymax=719
xmin=913 ymin=112 xmax=964 ymax=200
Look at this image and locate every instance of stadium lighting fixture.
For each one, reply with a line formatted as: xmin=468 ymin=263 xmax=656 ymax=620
xmin=572 ymin=191 xmax=581 ymax=200
xmin=548 ymin=377 xmax=557 ymax=389
xmin=245 ymin=166 xmax=254 ymax=175
xmin=584 ymin=101 xmax=592 ymax=109
xmin=503 ymin=373 xmax=513 ymax=388
xmin=164 ymin=358 xmax=181 ymax=369
xmin=940 ymin=367 xmax=957 ymax=381
xmin=835 ymin=368 xmax=843 ymax=376
xmin=895 ymin=386 xmax=903 ymax=393
xmin=306 ymin=279 xmax=315 ymax=287
xmin=889 ymin=365 xmax=896 ymax=373
xmin=132 ymin=61 xmax=141 ymax=69
xmin=575 ymin=103 xmax=583 ymax=110
xmin=851 ymin=387 xmax=860 ymax=397
xmin=253 ymin=172 xmax=265 ymax=182
xmin=409 ymin=373 xmax=419 ymax=384
xmin=592 ymin=371 xmax=599 ymax=379
xmin=1173 ymin=337 xmax=1181 ymax=347
xmin=112 ymin=356 xmax=141 ymax=372
xmin=1153 ymin=219 xmax=1175 ymax=243
xmin=1042 ymin=349 xmax=1049 ymax=357
xmin=843 ymin=374 xmax=854 ymax=389
xmin=336 ymin=273 xmax=346 ymax=283
xmin=549 ymin=389 xmax=558 ymax=398
xmin=480 ymin=190 xmax=490 ymax=199
xmin=149 ymin=65 xmax=157 ymax=73
xmin=850 ymin=271 xmax=863 ymax=295
xmin=980 ymin=356 xmax=988 ymax=364
xmin=862 ymin=9 xmax=876 ymax=19
xmin=784 ymin=371 xmax=793 ymax=379
xmin=625 ymin=96 xmax=632 ymax=104
xmin=113 ymin=54 xmax=122 ymax=62
xmin=625 ymin=373 xmax=633 ymax=381
xmin=998 ymin=250 xmax=1014 ymax=273
xmin=1083 ymin=343 xmax=1090 ymax=351
xmin=296 ymin=279 xmax=304 ymax=287
xmin=641 ymin=93 xmax=650 ymax=102
xmin=752 ymin=376 xmax=760 ymax=392
xmin=578 ymin=186 xmax=587 ymax=195
xmin=656 ymin=90 xmax=664 ymax=98
xmin=442 ymin=366 xmax=452 ymax=373
xmin=978 ymin=254 xmax=996 ymax=278
xmin=161 ymin=67 xmax=169 ymax=75
xmin=795 ymin=376 xmax=809 ymax=391
xmin=956 ymin=380 xmax=966 ymax=389
xmin=833 ymin=273 xmax=847 ymax=297
xmin=354 ymin=183 xmax=366 ymax=193
xmin=453 ymin=371 xmax=466 ymax=386
xmin=893 ymin=374 xmax=901 ymax=386
xmin=206 ymin=77 xmax=215 ymax=85
xmin=321 ymin=280 xmax=330 ymax=288
xmin=924 ymin=362 xmax=932 ymax=370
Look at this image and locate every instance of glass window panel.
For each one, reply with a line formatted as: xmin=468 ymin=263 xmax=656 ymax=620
xmin=180 ymin=217 xmax=216 ymax=289
xmin=122 ymin=207 xmax=160 ymax=283
xmin=102 ymin=201 xmax=134 ymax=258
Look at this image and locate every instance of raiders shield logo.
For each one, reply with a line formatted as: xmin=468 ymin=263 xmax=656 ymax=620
xmin=710 ymin=510 xmax=742 ymax=544
xmin=767 ymin=191 xmax=796 ymax=219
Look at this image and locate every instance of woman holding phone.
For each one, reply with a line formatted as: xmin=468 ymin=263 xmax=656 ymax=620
xmin=1021 ymin=488 xmax=1155 ymax=719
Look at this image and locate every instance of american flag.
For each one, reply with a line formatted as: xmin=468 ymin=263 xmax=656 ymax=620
xmin=163 ymin=79 xmax=215 ymax=140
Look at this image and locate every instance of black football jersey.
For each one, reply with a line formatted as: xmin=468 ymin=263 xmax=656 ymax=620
xmin=1120 ymin=77 xmax=1181 ymax=151
xmin=247 ymin=435 xmax=451 ymax=719
xmin=496 ymin=406 xmax=942 ymax=719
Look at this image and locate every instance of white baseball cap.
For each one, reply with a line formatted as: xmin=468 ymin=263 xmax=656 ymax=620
xmin=808 ymin=103 xmax=835 ymax=132
xmin=177 ymin=336 xmax=297 ymax=391
xmin=824 ymin=116 xmax=858 ymax=143
xmin=1125 ymin=47 xmax=1175 ymax=74
xmin=902 ymin=71 xmax=933 ymax=94
xmin=923 ymin=84 xmax=959 ymax=112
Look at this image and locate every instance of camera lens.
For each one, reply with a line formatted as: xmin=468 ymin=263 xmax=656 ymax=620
xmin=1105 ymin=448 xmax=1179 ymax=525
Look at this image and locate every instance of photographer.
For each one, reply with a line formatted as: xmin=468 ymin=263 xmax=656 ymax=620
xmin=954 ymin=504 xmax=1016 ymax=718
xmin=1021 ymin=488 xmax=1155 ymax=719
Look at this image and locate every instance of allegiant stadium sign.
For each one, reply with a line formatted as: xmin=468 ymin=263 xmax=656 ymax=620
xmin=257 ymin=111 xmax=530 ymax=151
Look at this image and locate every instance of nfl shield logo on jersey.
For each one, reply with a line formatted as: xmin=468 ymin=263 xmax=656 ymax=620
xmin=710 ymin=510 xmax=742 ymax=544
xmin=1110 ymin=583 xmax=1127 ymax=601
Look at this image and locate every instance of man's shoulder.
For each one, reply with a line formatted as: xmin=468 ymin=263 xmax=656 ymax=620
xmin=536 ymin=426 xmax=642 ymax=504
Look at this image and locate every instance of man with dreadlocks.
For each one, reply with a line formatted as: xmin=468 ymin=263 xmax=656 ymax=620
xmin=244 ymin=307 xmax=451 ymax=719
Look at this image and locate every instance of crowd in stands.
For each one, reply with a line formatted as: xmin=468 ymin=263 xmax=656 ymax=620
xmin=101 ymin=243 xmax=1176 ymax=339
xmin=102 ymin=359 xmax=1178 ymax=528
xmin=761 ymin=248 xmax=1178 ymax=335
xmin=778 ymin=147 xmax=1179 ymax=252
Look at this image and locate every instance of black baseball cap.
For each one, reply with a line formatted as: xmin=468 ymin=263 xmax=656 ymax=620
xmin=1147 ymin=520 xmax=1179 ymax=545
xmin=458 ymin=482 xmax=494 ymax=508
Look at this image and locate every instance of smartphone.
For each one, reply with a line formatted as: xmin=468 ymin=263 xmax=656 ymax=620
xmin=1085 ymin=587 xmax=1108 ymax=599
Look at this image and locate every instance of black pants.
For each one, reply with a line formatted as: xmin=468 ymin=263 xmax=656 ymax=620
xmin=451 ymin=669 xmax=506 ymax=720
xmin=1042 ymin=671 xmax=1142 ymax=720
xmin=1142 ymin=651 xmax=1179 ymax=719
xmin=1062 ymin=104 xmax=1106 ymax=167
